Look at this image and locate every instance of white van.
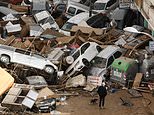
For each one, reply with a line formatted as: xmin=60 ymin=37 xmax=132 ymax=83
xmin=65 ymin=1 xmax=90 ymax=19
xmin=65 ymin=42 xmax=102 ymax=77
xmin=59 ymin=12 xmax=90 ymax=36
xmin=87 ymin=45 xmax=122 ymax=78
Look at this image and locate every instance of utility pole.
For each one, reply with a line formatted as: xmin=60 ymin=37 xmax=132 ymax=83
xmin=89 ymin=0 xmax=92 ymax=17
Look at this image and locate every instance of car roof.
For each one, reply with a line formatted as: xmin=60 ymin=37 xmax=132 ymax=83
xmin=67 ymin=12 xmax=90 ymax=24
xmin=97 ymin=45 xmax=120 ymax=59
xmin=0 ymin=44 xmax=16 ymax=50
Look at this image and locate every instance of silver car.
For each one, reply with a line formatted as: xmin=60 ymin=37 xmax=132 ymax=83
xmin=34 ymin=10 xmax=59 ymax=30
xmin=0 ymin=44 xmax=58 ymax=74
xmin=88 ymin=45 xmax=122 ymax=78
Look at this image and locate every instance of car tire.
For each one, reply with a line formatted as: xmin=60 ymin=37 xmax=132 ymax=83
xmin=0 ymin=55 xmax=10 ymax=64
xmin=82 ymin=58 xmax=90 ymax=67
xmin=44 ymin=66 xmax=54 ymax=74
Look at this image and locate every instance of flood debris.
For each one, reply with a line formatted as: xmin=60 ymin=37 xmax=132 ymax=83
xmin=0 ymin=0 xmax=153 ymax=114
xmin=66 ymin=74 xmax=86 ymax=88
xmin=120 ymin=97 xmax=133 ymax=107
xmin=1 ymin=83 xmax=38 ymax=111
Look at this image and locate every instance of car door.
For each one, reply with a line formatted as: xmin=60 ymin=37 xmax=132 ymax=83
xmin=13 ymin=49 xmax=31 ymax=66
xmin=29 ymin=53 xmax=46 ymax=70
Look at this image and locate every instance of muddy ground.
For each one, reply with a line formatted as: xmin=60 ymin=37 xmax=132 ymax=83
xmin=56 ymin=90 xmax=154 ymax=115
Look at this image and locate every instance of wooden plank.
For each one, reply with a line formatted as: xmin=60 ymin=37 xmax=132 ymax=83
xmin=132 ymin=73 xmax=143 ymax=88
xmin=88 ymin=37 xmax=104 ymax=45
xmin=4 ymin=35 xmax=16 ymax=45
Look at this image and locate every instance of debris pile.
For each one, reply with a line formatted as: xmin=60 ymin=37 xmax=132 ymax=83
xmin=0 ymin=0 xmax=153 ymax=114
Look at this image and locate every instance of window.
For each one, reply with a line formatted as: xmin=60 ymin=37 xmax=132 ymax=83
xmin=0 ymin=12 xmax=5 ymax=19
xmin=15 ymin=49 xmax=30 ymax=55
xmin=72 ymin=50 xmax=80 ymax=61
xmin=113 ymin=51 xmax=122 ymax=59
xmin=81 ymin=43 xmax=90 ymax=54
xmin=93 ymin=3 xmax=106 ymax=10
xmin=91 ymin=56 xmax=106 ymax=68
xmin=76 ymin=9 xmax=84 ymax=14
xmin=61 ymin=22 xmax=76 ymax=31
xmin=67 ymin=7 xmax=76 ymax=16
xmin=96 ymin=46 xmax=102 ymax=53
xmin=107 ymin=56 xmax=114 ymax=67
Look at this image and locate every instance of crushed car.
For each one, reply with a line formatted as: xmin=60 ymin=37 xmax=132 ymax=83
xmin=34 ymin=10 xmax=59 ymax=30
xmin=65 ymin=42 xmax=102 ymax=77
xmin=0 ymin=44 xmax=58 ymax=74
xmin=87 ymin=45 xmax=122 ymax=78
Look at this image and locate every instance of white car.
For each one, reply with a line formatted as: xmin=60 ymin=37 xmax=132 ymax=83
xmin=34 ymin=10 xmax=59 ymax=30
xmin=65 ymin=1 xmax=90 ymax=19
xmin=0 ymin=44 xmax=58 ymax=74
xmin=88 ymin=45 xmax=122 ymax=78
xmin=65 ymin=42 xmax=102 ymax=77
xmin=59 ymin=12 xmax=90 ymax=36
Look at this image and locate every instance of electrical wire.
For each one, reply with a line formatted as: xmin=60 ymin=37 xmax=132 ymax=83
xmin=11 ymin=14 xmax=51 ymax=75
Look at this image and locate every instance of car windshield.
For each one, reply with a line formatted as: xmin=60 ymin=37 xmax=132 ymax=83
xmin=86 ymin=13 xmax=110 ymax=28
xmin=67 ymin=7 xmax=76 ymax=16
xmin=38 ymin=16 xmax=54 ymax=25
xmin=93 ymin=3 xmax=106 ymax=10
xmin=91 ymin=56 xmax=107 ymax=68
xmin=61 ymin=22 xmax=76 ymax=31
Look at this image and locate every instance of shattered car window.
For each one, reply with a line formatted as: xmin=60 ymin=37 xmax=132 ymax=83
xmin=61 ymin=22 xmax=77 ymax=31
xmin=93 ymin=3 xmax=106 ymax=10
xmin=91 ymin=57 xmax=107 ymax=68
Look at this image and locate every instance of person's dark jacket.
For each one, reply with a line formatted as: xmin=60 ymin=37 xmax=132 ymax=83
xmin=97 ymin=85 xmax=107 ymax=97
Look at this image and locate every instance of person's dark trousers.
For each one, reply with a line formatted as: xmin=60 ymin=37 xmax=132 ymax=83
xmin=99 ymin=96 xmax=105 ymax=108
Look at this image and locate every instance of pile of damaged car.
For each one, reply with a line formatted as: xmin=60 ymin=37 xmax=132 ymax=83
xmin=0 ymin=0 xmax=153 ymax=115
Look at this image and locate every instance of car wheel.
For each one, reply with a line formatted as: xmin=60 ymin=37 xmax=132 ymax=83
xmin=0 ymin=55 xmax=10 ymax=64
xmin=82 ymin=58 xmax=90 ymax=67
xmin=44 ymin=66 xmax=54 ymax=74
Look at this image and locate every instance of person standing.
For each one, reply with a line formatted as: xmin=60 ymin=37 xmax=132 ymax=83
xmin=97 ymin=81 xmax=107 ymax=109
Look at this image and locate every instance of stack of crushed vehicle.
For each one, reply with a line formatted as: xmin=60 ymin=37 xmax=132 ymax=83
xmin=0 ymin=0 xmax=153 ymax=114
